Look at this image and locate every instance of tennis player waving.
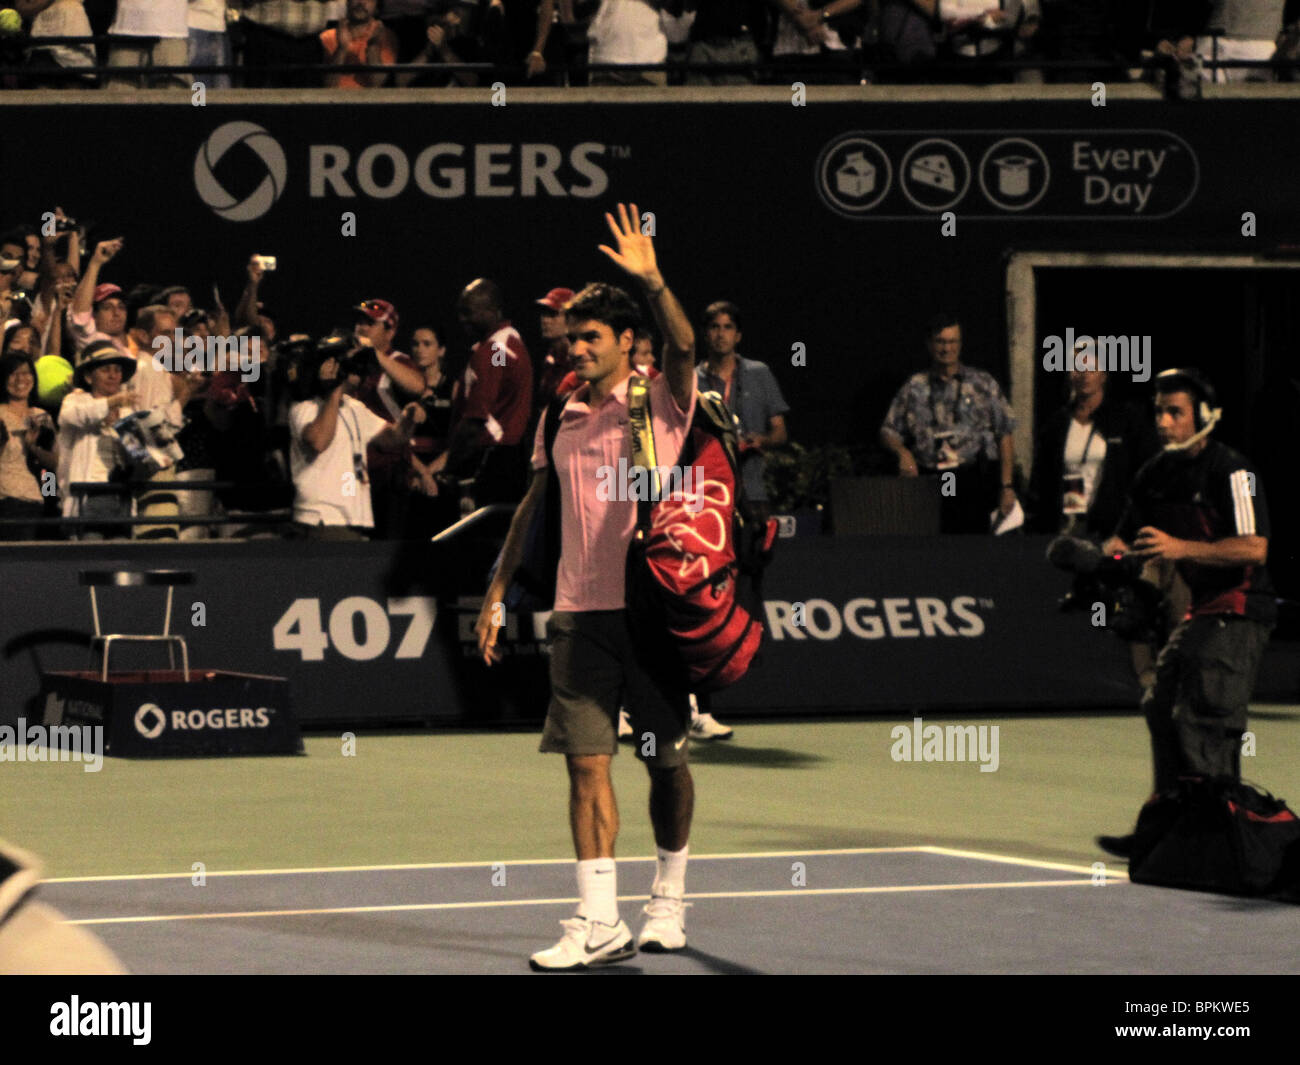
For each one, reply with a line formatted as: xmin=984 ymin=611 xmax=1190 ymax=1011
xmin=477 ymin=203 xmax=700 ymax=970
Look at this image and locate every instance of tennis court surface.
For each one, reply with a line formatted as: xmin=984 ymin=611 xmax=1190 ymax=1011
xmin=8 ymin=711 xmax=1300 ymax=974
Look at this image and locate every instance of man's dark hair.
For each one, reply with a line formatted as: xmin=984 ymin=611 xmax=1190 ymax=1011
xmin=925 ymin=312 xmax=961 ymax=338
xmin=565 ymin=282 xmax=642 ymax=340
xmin=632 ymin=328 xmax=653 ymax=345
xmin=158 ymin=285 xmax=190 ymax=301
xmin=703 ymin=300 xmax=742 ymax=332
xmin=0 ymin=229 xmax=28 ymax=253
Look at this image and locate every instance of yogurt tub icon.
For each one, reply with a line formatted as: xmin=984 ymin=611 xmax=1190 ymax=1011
xmin=993 ymin=154 xmax=1034 ymax=196
xmin=993 ymin=154 xmax=1036 ymax=196
xmin=836 ymin=150 xmax=876 ymax=198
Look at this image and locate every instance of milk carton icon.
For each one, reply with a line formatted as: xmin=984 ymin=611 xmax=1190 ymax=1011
xmin=836 ymin=151 xmax=876 ymax=198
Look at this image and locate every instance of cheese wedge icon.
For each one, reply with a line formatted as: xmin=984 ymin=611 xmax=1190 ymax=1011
xmin=910 ymin=154 xmax=956 ymax=192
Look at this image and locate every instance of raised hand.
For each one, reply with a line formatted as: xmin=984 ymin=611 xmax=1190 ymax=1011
xmin=92 ymin=238 xmax=124 ymax=266
xmin=597 ymin=202 xmax=661 ymax=289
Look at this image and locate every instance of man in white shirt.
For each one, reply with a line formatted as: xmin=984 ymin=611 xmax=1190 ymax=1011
xmin=289 ymin=338 xmax=425 ymax=539
xmin=588 ymin=0 xmax=669 ymax=85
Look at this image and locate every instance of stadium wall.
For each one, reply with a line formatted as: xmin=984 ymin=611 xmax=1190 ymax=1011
xmin=7 ymin=87 xmax=1300 ymax=449
xmin=1 ymin=536 xmax=1147 ymax=730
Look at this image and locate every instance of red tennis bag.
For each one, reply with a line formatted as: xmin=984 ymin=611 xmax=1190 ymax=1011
xmin=624 ymin=377 xmax=774 ymax=691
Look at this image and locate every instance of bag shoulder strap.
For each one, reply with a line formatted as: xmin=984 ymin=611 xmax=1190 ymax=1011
xmin=627 ymin=374 xmax=658 ymax=534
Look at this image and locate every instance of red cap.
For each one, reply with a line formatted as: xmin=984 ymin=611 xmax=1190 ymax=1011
xmin=93 ymin=283 xmax=124 ymax=305
xmin=536 ymin=287 xmax=575 ymax=312
xmin=354 ymin=298 xmax=398 ymax=328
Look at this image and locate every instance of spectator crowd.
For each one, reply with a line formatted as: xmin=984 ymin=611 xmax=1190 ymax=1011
xmin=3 ymin=1 xmax=1300 ymax=89
xmin=0 ymin=211 xmax=794 ymax=542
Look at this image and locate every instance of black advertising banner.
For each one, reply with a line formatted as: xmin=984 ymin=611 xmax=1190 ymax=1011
xmin=5 ymin=96 xmax=1300 ymax=444
xmin=39 ymin=671 xmax=301 ymax=757
xmin=0 ymin=536 xmax=1139 ymax=729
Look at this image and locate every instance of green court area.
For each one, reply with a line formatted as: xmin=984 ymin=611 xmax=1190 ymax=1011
xmin=8 ymin=708 xmax=1300 ymax=879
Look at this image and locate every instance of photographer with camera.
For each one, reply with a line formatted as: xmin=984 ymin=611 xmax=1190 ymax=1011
xmin=288 ymin=336 xmax=426 ymax=540
xmin=1095 ymin=369 xmax=1276 ymax=859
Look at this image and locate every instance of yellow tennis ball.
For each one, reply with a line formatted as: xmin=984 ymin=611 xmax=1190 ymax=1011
xmin=0 ymin=9 xmax=22 ymax=36
xmin=35 ymin=355 xmax=74 ymax=408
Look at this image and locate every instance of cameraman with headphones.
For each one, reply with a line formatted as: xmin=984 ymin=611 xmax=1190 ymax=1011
xmin=288 ymin=336 xmax=425 ymax=540
xmin=1098 ymin=369 xmax=1276 ymax=858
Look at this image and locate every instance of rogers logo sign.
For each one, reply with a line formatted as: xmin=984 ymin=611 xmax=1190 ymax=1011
xmin=309 ymin=141 xmax=609 ymax=201
xmin=765 ymin=597 xmax=986 ymax=640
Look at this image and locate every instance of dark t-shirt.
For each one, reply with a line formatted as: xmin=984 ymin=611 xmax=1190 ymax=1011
xmin=1116 ymin=440 xmax=1276 ymax=623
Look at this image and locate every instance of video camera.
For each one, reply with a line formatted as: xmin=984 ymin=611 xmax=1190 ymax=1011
xmin=1046 ymin=535 xmax=1166 ymax=642
xmin=278 ymin=333 xmax=378 ymax=402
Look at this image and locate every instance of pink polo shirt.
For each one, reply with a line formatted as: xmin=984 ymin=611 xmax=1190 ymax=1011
xmin=532 ymin=370 xmax=696 ymax=612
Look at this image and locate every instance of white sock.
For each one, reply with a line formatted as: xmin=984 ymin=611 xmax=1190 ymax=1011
xmin=654 ymin=844 xmax=689 ymax=897
xmin=576 ymin=858 xmax=618 ymax=925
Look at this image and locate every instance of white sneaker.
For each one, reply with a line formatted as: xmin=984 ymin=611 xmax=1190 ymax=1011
xmin=617 ymin=708 xmax=633 ymax=741
xmin=637 ymin=889 xmax=687 ymax=952
xmin=529 ymin=916 xmax=636 ymax=971
xmin=689 ymin=711 xmax=733 ymax=740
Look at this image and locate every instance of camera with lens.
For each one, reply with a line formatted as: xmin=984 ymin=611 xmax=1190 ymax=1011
xmin=1046 ymin=535 xmax=1166 ymax=642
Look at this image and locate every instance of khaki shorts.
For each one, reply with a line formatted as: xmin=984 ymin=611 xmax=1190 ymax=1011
xmin=540 ymin=610 xmax=690 ymax=768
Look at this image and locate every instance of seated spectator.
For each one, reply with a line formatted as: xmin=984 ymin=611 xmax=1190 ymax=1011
xmin=55 ymin=340 xmax=139 ymax=539
xmin=18 ymin=0 xmax=96 ymax=88
xmin=944 ymin=0 xmax=1042 ymax=82
xmin=382 ymin=0 xmax=438 ymax=61
xmin=187 ymin=0 xmax=231 ymax=90
xmin=239 ymin=0 xmax=332 ymax=88
xmin=323 ymin=0 xmax=401 ymax=88
xmin=519 ymin=0 xmax=574 ymax=84
xmin=0 ymin=351 xmax=57 ymax=540
xmin=1037 ymin=0 xmax=1122 ymax=82
xmin=1197 ymin=0 xmax=1288 ymax=81
xmin=397 ymin=2 xmax=501 ymax=88
xmin=877 ymin=0 xmax=939 ymax=69
xmin=770 ymin=0 xmax=864 ymax=83
xmin=105 ymin=0 xmax=189 ymax=89
xmin=685 ymin=0 xmax=767 ymax=85
xmin=588 ymin=0 xmax=670 ymax=85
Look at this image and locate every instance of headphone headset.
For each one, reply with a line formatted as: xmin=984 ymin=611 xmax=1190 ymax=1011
xmin=1154 ymin=367 xmax=1222 ymax=448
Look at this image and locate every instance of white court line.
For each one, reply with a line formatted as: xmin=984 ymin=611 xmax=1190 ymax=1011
xmin=43 ymin=847 xmax=927 ymax=884
xmin=917 ymin=845 xmax=1131 ymax=881
xmin=64 ymin=878 xmax=1103 ymax=926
